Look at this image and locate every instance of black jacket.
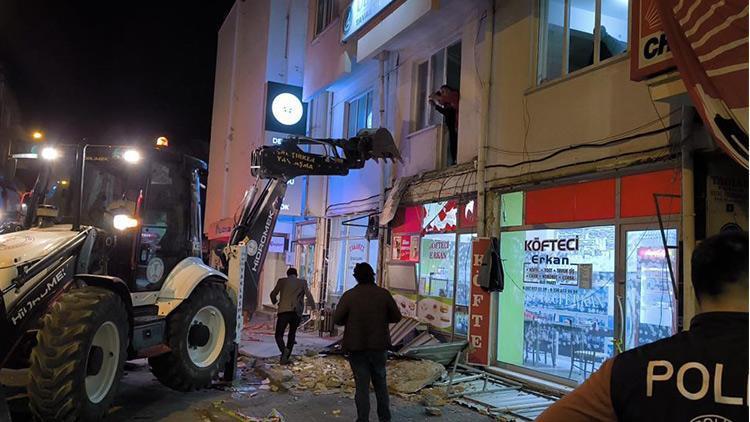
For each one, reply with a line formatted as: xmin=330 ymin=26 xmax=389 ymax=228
xmin=333 ymin=283 xmax=402 ymax=352
xmin=612 ymin=312 xmax=748 ymax=421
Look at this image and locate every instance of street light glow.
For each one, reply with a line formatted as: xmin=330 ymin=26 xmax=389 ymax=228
xmin=122 ymin=149 xmax=142 ymax=163
xmin=32 ymin=131 xmax=44 ymax=140
xmin=40 ymin=147 xmax=60 ymax=160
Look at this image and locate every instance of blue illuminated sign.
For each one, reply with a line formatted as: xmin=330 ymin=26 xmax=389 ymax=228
xmin=342 ymin=0 xmax=395 ymax=41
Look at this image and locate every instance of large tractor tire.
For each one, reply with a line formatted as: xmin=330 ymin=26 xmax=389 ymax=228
xmin=149 ymin=282 xmax=235 ymax=391
xmin=28 ymin=287 xmax=129 ymax=422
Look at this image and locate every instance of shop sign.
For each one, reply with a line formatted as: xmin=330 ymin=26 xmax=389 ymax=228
xmin=422 ymin=200 xmax=457 ymax=234
xmin=264 ymin=82 xmax=308 ymax=135
xmin=630 ymin=0 xmax=674 ymax=81
xmin=342 ymin=0 xmax=395 ymax=41
xmin=392 ymin=234 xmax=419 ymax=262
xmin=468 ymin=238 xmax=491 ymax=366
xmin=706 ymin=162 xmax=749 ymax=234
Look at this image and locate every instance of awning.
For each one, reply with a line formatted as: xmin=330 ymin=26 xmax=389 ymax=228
xmin=655 ymin=0 xmax=748 ymax=168
xmin=379 ymin=175 xmax=416 ymax=227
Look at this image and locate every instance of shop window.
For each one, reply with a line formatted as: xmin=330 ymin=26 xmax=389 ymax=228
xmin=327 ymin=215 xmax=379 ymax=303
xmin=315 ymin=0 xmax=336 ymax=36
xmin=346 ymin=91 xmax=373 ymax=138
xmin=454 ymin=233 xmax=477 ymax=336
xmin=414 ymin=42 xmax=462 ymax=132
xmin=498 ymin=226 xmax=617 ymax=384
xmin=418 ymin=233 xmax=456 ymax=331
xmin=624 ymin=228 xmax=678 ymax=350
xmin=537 ymin=0 xmax=629 ymax=84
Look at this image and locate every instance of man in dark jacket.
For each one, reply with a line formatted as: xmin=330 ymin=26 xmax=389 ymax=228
xmin=334 ymin=262 xmax=402 ymax=422
xmin=270 ymin=267 xmax=316 ymax=364
xmin=538 ymin=230 xmax=748 ymax=421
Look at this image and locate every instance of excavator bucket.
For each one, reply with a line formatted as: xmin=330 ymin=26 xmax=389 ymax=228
xmin=357 ymin=128 xmax=402 ymax=163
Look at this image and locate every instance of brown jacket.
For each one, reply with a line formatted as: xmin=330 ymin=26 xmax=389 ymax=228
xmin=333 ymin=283 xmax=401 ymax=352
xmin=270 ymin=276 xmax=315 ymax=316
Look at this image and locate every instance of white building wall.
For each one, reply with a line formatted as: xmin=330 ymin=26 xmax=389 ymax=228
xmin=485 ymin=1 xmax=674 ymax=186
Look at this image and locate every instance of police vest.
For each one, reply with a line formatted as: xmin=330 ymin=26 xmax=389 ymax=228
xmin=611 ymin=312 xmax=748 ymax=422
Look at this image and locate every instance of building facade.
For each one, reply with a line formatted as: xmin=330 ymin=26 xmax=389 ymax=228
xmin=209 ymin=0 xmax=747 ymax=387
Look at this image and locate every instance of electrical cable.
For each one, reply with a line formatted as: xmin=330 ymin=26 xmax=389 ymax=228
xmin=487 ymin=108 xmax=682 ymax=155
xmin=485 ymin=123 xmax=681 ymax=171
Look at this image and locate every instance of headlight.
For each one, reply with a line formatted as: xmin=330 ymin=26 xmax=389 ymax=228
xmin=113 ymin=214 xmax=138 ymax=231
xmin=122 ymin=149 xmax=142 ymax=163
xmin=40 ymin=147 xmax=60 ymax=160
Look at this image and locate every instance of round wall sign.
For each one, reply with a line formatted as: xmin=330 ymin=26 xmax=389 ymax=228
xmin=271 ymin=93 xmax=304 ymax=126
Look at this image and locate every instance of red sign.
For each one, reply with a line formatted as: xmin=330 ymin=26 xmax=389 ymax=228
xmin=392 ymin=234 xmax=420 ymax=262
xmin=630 ymin=0 xmax=676 ymax=81
xmin=654 ymin=0 xmax=748 ymax=169
xmin=468 ymin=238 xmax=491 ymax=366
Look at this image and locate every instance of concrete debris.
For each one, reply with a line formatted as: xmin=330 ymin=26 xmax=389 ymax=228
xmin=331 ymin=409 xmax=342 ymax=417
xmin=425 ymin=406 xmax=443 ymax=417
xmin=387 ymin=359 xmax=446 ymax=394
xmin=420 ymin=387 xmax=449 ymax=407
xmin=196 ymin=401 xmax=286 ymax=422
xmin=257 ymin=365 xmax=294 ymax=386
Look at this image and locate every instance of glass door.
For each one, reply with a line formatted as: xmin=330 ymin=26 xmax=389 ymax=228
xmin=297 ymin=242 xmax=315 ymax=284
xmin=620 ymin=226 xmax=679 ymax=351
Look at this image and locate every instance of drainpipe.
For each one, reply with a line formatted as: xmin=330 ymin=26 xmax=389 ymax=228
xmin=680 ymin=106 xmax=697 ymax=329
xmin=477 ymin=2 xmax=495 ymax=238
xmin=376 ymin=51 xmax=389 ymax=286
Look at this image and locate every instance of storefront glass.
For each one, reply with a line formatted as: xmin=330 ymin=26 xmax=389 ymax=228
xmin=326 ymin=215 xmax=379 ymax=306
xmin=500 ymin=226 xmax=616 ymax=383
xmin=455 ymin=233 xmax=476 ymax=336
xmin=624 ymin=228 xmax=678 ymax=349
xmin=418 ymin=233 xmax=456 ymax=331
xmin=496 ymin=170 xmax=683 ymax=385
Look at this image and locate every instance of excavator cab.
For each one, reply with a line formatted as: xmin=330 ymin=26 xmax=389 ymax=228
xmin=19 ymin=144 xmax=206 ymax=293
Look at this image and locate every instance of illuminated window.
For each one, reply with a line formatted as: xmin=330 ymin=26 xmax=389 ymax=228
xmin=346 ymin=91 xmax=373 ymax=138
xmin=537 ymin=0 xmax=629 ymax=84
xmin=315 ymin=0 xmax=337 ymax=36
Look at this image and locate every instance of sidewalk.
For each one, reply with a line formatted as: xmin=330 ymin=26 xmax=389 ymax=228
xmin=240 ymin=311 xmax=339 ymax=359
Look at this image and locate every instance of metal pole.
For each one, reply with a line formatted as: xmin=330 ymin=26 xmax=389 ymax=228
xmin=680 ymin=106 xmax=697 ymax=329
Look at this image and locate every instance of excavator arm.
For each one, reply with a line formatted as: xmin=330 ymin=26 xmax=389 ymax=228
xmin=222 ymin=128 xmax=400 ymax=306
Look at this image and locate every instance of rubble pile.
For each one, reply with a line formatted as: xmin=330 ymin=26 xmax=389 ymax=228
xmin=267 ymin=355 xmax=447 ymax=396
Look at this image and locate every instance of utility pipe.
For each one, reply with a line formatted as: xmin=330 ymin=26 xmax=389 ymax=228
xmin=477 ymin=1 xmax=495 ymax=237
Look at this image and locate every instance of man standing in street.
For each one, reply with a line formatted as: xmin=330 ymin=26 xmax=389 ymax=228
xmin=538 ymin=230 xmax=748 ymax=421
xmin=334 ymin=263 xmax=402 ymax=422
xmin=270 ymin=267 xmax=315 ymax=364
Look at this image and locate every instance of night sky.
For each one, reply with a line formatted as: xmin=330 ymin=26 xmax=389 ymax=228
xmin=0 ymin=0 xmax=235 ymax=160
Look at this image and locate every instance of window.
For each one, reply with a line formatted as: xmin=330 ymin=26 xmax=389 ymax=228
xmin=414 ymin=42 xmax=462 ymax=131
xmin=315 ymin=0 xmax=336 ymax=36
xmin=537 ymin=0 xmax=629 ymax=84
xmin=346 ymin=91 xmax=373 ymax=138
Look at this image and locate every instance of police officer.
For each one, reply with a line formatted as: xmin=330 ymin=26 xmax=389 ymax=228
xmin=538 ymin=230 xmax=748 ymax=421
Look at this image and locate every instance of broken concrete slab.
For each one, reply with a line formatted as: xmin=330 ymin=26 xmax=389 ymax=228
xmin=388 ymin=359 xmax=446 ymax=394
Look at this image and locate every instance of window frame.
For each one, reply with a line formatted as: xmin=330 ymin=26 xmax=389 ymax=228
xmin=345 ymin=90 xmax=374 ymax=138
xmin=536 ymin=0 xmax=630 ymax=86
xmin=314 ymin=0 xmax=337 ymax=37
xmin=413 ymin=42 xmax=459 ymax=132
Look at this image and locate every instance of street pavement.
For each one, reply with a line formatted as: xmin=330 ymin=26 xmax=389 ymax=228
xmin=5 ymin=313 xmax=489 ymax=421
